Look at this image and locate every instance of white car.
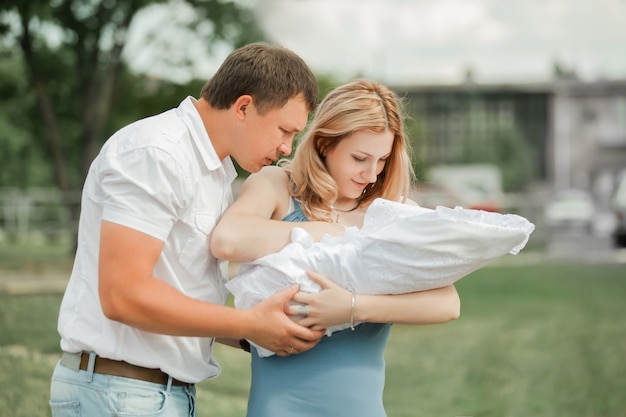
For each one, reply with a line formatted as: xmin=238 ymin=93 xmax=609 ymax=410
xmin=544 ymin=189 xmax=595 ymax=232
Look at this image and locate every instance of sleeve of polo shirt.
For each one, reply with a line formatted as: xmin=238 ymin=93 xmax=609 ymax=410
xmin=99 ymin=145 xmax=190 ymax=241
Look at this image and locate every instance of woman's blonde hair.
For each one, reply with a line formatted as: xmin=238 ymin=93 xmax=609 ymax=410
xmin=282 ymin=79 xmax=415 ymax=222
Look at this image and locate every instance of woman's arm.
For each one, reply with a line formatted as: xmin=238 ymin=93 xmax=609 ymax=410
xmin=354 ymin=285 xmax=460 ymax=324
xmin=211 ymin=166 xmax=344 ymax=262
xmin=214 ymin=169 xmax=460 ymax=328
xmin=290 ymin=271 xmax=460 ymax=329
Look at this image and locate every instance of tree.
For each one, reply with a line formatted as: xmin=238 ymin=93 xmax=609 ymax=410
xmin=0 ymin=47 xmax=45 ymax=188
xmin=0 ymin=0 xmax=263 ymax=243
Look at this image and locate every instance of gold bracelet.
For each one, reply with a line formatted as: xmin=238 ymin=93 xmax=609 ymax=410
xmin=350 ymin=291 xmax=357 ymax=331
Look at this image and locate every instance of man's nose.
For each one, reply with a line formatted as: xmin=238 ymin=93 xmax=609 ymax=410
xmin=278 ymin=139 xmax=292 ymax=156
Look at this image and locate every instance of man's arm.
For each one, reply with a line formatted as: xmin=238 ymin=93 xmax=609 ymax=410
xmin=98 ymin=220 xmax=324 ymax=356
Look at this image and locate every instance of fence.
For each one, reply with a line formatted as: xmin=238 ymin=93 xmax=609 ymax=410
xmin=0 ymin=185 xmax=548 ymax=246
xmin=0 ymin=187 xmax=80 ymax=244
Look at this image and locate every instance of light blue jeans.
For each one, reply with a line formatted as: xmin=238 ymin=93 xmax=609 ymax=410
xmin=50 ymin=352 xmax=196 ymax=417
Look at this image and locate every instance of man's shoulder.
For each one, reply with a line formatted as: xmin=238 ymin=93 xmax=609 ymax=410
xmin=108 ymin=110 xmax=192 ymax=155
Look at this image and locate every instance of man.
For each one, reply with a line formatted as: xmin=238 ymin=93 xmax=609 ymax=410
xmin=49 ymin=43 xmax=325 ymax=416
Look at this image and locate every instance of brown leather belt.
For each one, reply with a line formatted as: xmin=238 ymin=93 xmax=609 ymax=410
xmin=77 ymin=352 xmax=193 ymax=387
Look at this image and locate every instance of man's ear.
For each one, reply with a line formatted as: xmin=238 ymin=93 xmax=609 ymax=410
xmin=234 ymin=95 xmax=254 ymax=121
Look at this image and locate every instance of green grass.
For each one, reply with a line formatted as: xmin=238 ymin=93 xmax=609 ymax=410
xmin=0 ymin=238 xmax=74 ymax=272
xmin=384 ymin=263 xmax=626 ymax=417
xmin=1 ymin=262 xmax=625 ymax=417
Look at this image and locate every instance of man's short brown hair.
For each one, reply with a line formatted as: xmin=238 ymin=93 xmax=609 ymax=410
xmin=201 ymin=43 xmax=318 ymax=115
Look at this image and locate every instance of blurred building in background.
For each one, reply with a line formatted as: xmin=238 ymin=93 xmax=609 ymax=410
xmin=398 ymin=78 xmax=626 ymax=244
xmin=402 ymin=82 xmax=545 ymax=175
xmin=399 ymin=78 xmax=626 ymax=192
xmin=550 ymin=80 xmax=626 ymax=195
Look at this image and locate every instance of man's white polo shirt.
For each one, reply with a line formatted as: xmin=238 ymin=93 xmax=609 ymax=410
xmin=57 ymin=97 xmax=237 ymax=383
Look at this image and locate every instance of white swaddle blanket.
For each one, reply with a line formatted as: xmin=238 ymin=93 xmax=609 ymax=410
xmin=226 ymin=198 xmax=535 ymax=357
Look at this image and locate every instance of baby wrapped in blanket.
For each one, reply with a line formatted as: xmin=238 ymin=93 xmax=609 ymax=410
xmin=226 ymin=198 xmax=535 ymax=356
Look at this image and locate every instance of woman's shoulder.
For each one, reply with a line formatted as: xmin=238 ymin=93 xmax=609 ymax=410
xmin=251 ymin=165 xmax=289 ymax=183
xmin=243 ymin=165 xmax=288 ymax=188
xmin=243 ymin=166 xmax=292 ymax=217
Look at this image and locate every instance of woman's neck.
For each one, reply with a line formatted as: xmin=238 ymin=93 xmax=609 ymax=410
xmin=330 ymin=200 xmax=366 ymax=227
xmin=331 ymin=199 xmax=359 ymax=212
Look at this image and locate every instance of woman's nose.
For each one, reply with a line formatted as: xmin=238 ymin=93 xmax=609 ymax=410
xmin=363 ymin=163 xmax=378 ymax=183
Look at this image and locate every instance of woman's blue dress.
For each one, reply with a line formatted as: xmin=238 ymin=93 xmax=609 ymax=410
xmin=245 ymin=201 xmax=391 ymax=417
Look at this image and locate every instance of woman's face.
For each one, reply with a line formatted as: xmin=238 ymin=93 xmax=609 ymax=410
xmin=325 ymin=130 xmax=394 ymax=203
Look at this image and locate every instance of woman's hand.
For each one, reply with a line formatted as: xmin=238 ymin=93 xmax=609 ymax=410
xmin=286 ymin=270 xmax=352 ymax=330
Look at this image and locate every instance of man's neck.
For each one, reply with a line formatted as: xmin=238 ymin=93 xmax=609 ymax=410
xmin=193 ymin=98 xmax=230 ymax=160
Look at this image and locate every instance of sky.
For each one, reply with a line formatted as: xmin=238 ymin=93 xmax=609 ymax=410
xmin=126 ymin=0 xmax=626 ymax=86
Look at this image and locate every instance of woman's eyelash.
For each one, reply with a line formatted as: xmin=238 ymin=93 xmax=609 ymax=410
xmin=353 ymin=156 xmax=388 ymax=162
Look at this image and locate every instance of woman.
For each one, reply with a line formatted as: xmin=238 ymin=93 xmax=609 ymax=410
xmin=211 ymin=80 xmax=460 ymax=416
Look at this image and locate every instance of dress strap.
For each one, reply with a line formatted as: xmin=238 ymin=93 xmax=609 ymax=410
xmin=287 ymin=196 xmax=294 ymax=214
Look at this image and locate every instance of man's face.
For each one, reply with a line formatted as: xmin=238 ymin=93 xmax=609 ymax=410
xmin=234 ymin=94 xmax=309 ymax=173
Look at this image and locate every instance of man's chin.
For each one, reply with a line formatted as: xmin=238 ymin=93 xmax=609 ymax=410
xmin=242 ymin=163 xmax=264 ymax=174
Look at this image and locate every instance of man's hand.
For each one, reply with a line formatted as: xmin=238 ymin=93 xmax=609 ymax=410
xmin=246 ymin=284 xmax=325 ymax=356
